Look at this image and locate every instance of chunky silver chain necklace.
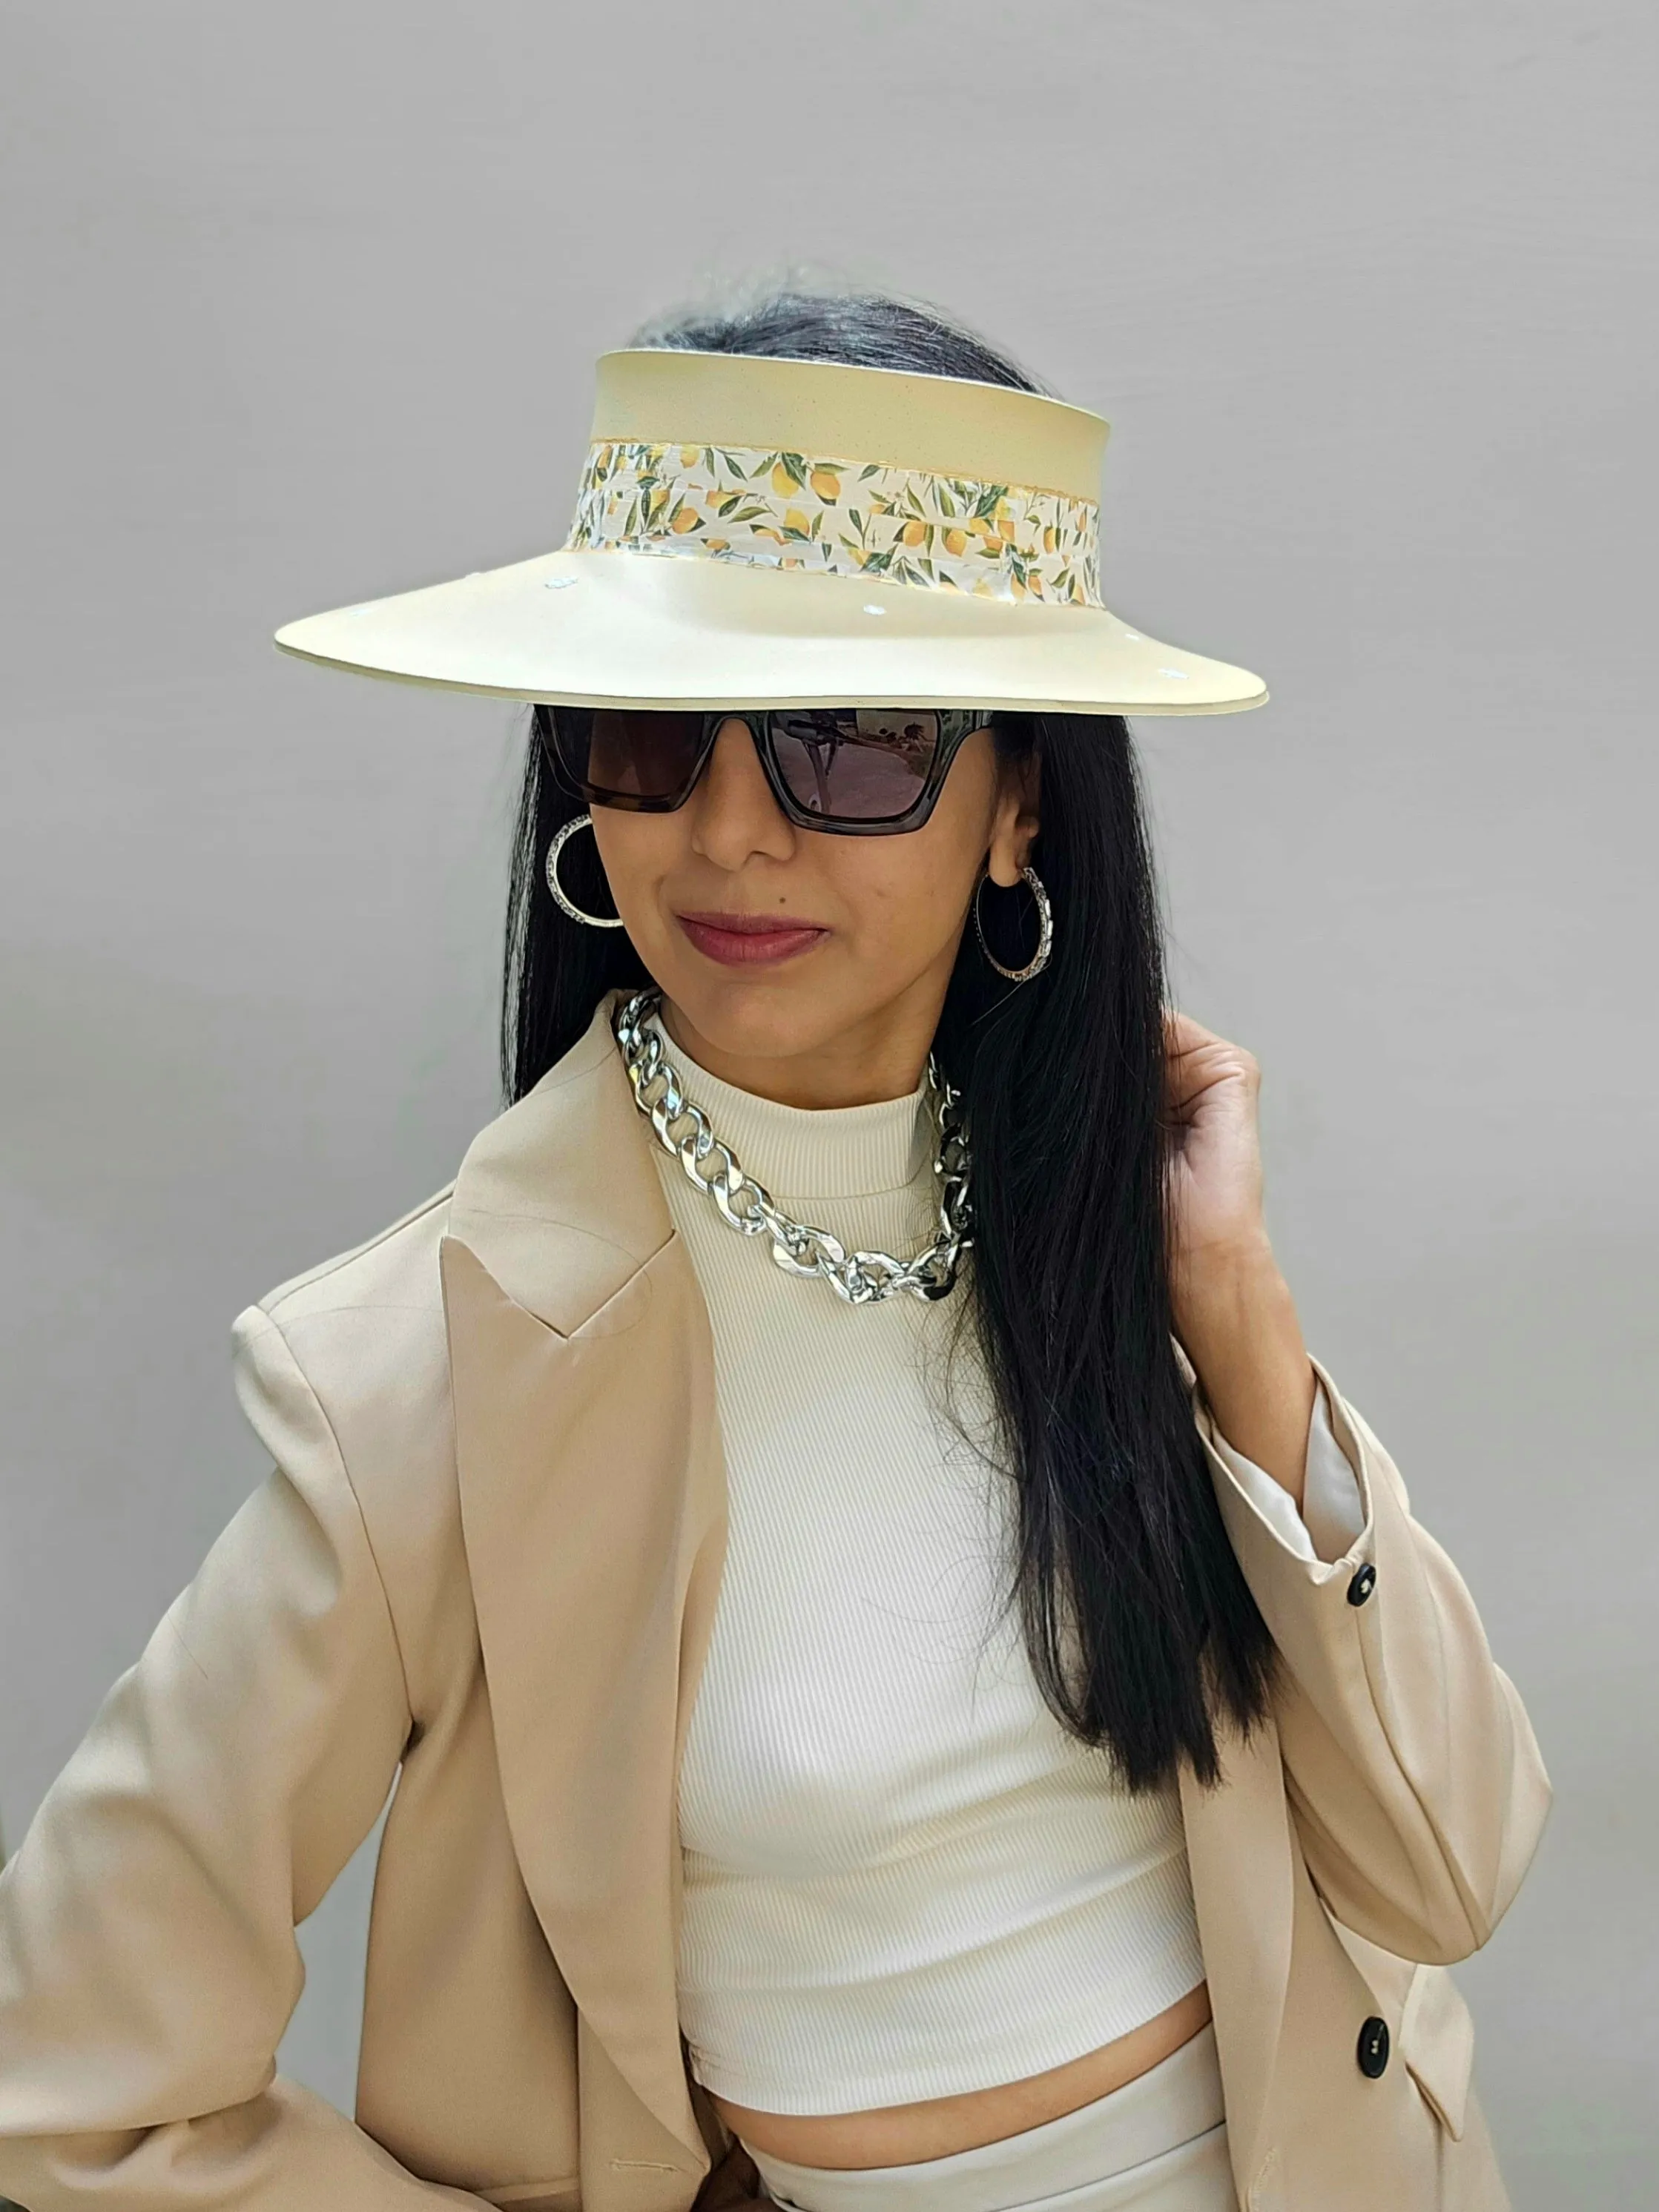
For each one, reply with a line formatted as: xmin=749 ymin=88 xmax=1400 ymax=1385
xmin=612 ymin=988 xmax=973 ymax=1304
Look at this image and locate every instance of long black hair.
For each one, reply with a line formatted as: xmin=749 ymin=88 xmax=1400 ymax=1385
xmin=503 ymin=285 xmax=1273 ymax=1791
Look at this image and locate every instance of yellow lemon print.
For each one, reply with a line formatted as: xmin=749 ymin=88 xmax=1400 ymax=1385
xmin=943 ymin=527 xmax=968 ymax=555
xmin=1043 ymin=525 xmax=1058 ymax=553
xmin=705 ymin=538 xmax=730 ymax=553
xmin=901 ymin=518 xmax=927 ymax=547
xmin=670 ymin=507 xmax=699 ymax=534
xmin=679 ymin=445 xmax=701 ymax=467
xmin=771 ymin=460 xmax=799 ymax=495
xmin=783 ymin=508 xmax=811 ymax=535
xmin=809 ymin=466 xmax=841 ymax=501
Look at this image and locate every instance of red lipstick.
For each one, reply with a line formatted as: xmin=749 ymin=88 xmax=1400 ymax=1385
xmin=676 ymin=910 xmax=829 ymax=967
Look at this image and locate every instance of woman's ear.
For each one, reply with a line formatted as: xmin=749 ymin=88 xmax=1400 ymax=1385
xmin=985 ymin=743 xmax=1042 ymax=888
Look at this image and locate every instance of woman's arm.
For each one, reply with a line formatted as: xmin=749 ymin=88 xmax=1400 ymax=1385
xmin=1163 ymin=1011 xmax=1552 ymax=1964
xmin=0 ymin=1321 xmax=492 ymax=2212
xmin=1169 ymin=1231 xmax=1317 ymax=1511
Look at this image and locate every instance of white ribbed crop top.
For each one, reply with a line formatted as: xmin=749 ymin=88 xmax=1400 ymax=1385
xmin=654 ymin=1022 xmax=1210 ymax=2117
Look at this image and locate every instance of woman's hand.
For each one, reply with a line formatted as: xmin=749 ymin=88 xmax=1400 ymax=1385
xmin=1163 ymin=1009 xmax=1317 ymax=1505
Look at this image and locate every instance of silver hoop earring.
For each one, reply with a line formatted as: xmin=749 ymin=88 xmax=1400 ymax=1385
xmin=544 ymin=812 xmax=625 ymax=929
xmin=973 ymin=864 xmax=1054 ymax=983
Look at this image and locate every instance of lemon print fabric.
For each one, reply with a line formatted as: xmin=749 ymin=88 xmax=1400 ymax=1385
xmin=564 ymin=440 xmax=1102 ymax=605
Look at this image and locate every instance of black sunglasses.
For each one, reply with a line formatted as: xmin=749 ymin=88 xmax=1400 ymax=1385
xmin=540 ymin=704 xmax=992 ymax=836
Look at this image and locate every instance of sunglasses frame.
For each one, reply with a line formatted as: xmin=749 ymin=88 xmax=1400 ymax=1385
xmin=540 ymin=704 xmax=994 ymax=836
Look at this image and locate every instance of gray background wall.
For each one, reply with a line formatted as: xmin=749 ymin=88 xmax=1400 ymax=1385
xmin=1 ymin=4 xmax=1653 ymax=2206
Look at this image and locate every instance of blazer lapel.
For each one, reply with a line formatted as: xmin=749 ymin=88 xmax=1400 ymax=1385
xmin=441 ymin=999 xmax=728 ymax=2178
xmin=1172 ymin=1322 xmax=1296 ymax=2199
xmin=1178 ymin=1719 xmax=1295 ymax=2202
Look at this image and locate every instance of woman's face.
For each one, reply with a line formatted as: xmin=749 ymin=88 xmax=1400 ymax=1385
xmin=589 ymin=716 xmax=1039 ymax=1104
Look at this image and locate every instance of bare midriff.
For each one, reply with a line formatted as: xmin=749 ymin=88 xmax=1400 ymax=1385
xmin=708 ymin=1979 xmax=1213 ymax=2171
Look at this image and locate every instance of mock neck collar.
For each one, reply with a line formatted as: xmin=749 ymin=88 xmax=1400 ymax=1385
xmin=644 ymin=1011 xmax=933 ymax=1201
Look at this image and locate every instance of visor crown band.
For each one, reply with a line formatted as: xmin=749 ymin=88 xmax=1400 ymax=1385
xmin=563 ymin=439 xmax=1102 ymax=607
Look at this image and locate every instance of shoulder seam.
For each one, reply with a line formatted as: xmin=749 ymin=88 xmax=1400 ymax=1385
xmin=261 ymin=1184 xmax=455 ymax=1318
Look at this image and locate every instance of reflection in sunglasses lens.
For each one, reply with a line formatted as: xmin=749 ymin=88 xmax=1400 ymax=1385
xmin=771 ymin=710 xmax=941 ymax=819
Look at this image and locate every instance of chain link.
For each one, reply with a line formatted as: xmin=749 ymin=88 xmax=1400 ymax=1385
xmin=612 ymin=988 xmax=973 ymax=1304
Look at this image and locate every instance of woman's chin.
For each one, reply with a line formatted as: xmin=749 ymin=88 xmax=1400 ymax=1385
xmin=656 ymin=973 xmax=863 ymax=1069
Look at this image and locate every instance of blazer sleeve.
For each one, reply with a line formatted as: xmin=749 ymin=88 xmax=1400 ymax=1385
xmin=0 ymin=1313 xmax=492 ymax=2211
xmin=1190 ymin=1350 xmax=1552 ymax=1967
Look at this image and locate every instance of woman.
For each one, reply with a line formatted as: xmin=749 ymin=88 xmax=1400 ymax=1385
xmin=0 ymin=289 xmax=1548 ymax=2212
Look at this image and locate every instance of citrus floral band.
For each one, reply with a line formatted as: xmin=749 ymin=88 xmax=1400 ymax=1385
xmin=564 ymin=439 xmax=1103 ymax=605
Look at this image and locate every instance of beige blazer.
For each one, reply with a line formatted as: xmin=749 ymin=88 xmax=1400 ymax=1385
xmin=0 ymin=997 xmax=1551 ymax=2212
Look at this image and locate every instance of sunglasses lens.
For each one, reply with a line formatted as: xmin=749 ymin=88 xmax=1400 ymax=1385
xmin=553 ymin=708 xmax=708 ymax=803
xmin=768 ymin=710 xmax=945 ymax=822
